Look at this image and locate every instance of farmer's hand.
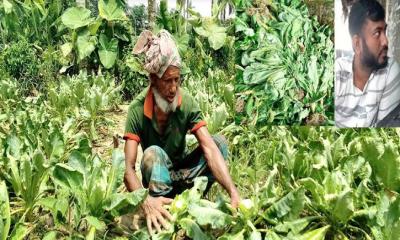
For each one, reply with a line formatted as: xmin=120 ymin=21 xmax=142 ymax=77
xmin=141 ymin=195 xmax=173 ymax=234
xmin=229 ymin=187 xmax=241 ymax=209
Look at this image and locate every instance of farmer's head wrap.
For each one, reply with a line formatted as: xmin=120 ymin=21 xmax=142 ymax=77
xmin=133 ymin=30 xmax=181 ymax=79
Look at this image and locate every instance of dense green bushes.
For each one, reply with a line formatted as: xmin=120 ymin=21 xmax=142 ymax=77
xmin=1 ymin=41 xmax=41 ymax=93
xmin=115 ymin=44 xmax=148 ymax=100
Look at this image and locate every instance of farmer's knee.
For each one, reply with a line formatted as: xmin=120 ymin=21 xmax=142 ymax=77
xmin=142 ymin=145 xmax=164 ymax=171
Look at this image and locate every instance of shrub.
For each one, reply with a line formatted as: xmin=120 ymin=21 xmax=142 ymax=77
xmin=1 ymin=40 xmax=42 ymax=94
xmin=116 ymin=45 xmax=148 ymax=101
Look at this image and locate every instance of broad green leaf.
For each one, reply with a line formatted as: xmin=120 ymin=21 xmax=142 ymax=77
xmin=5 ymin=155 xmax=22 ymax=196
xmin=374 ymin=194 xmax=400 ymax=240
xmin=88 ymin=19 xmax=102 ymax=35
xmin=239 ymin=199 xmax=255 ymax=219
xmin=275 ymin=217 xmax=319 ymax=234
xmin=76 ymin=30 xmax=97 ymax=61
xmin=323 ymin=171 xmax=349 ymax=197
xmin=368 ymin=140 xmax=400 ymax=192
xmin=98 ymin=0 xmax=127 ymax=21
xmin=298 ymin=225 xmax=330 ymax=240
xmin=46 ymin=130 xmax=65 ymax=162
xmin=298 ymin=178 xmax=324 ymax=205
xmin=264 ymin=187 xmax=305 ymax=221
xmin=259 ymin=165 xmax=278 ymax=203
xmin=207 ymin=103 xmax=228 ymax=134
xmin=6 ymin=134 xmax=21 ymax=158
xmin=243 ymin=63 xmax=285 ymax=86
xmin=131 ymin=228 xmax=151 ymax=240
xmin=190 ymin=176 xmax=208 ymax=197
xmin=68 ymin=150 xmax=87 ymax=175
xmin=37 ymin=196 xmax=68 ymax=221
xmin=332 ymin=190 xmax=354 ymax=223
xmin=85 ymin=216 xmax=106 ymax=231
xmin=170 ymin=192 xmax=189 ymax=216
xmin=179 ymin=218 xmax=212 ymax=240
xmin=42 ymin=231 xmax=57 ymax=240
xmin=32 ymin=150 xmax=46 ymax=173
xmin=307 ymin=56 xmax=318 ymax=87
xmin=235 ymin=17 xmax=255 ymax=36
xmin=249 ymin=230 xmax=262 ymax=240
xmin=194 ymin=20 xmax=227 ymax=50
xmin=0 ymin=181 xmax=10 ymax=240
xmin=223 ymin=84 xmax=235 ymax=110
xmin=218 ymin=229 xmax=245 ymax=240
xmin=265 ymin=231 xmax=282 ymax=240
xmin=106 ymin=149 xmax=125 ymax=198
xmin=88 ymin=183 xmax=106 ymax=215
xmin=9 ymin=224 xmax=30 ymax=240
xmin=125 ymin=56 xmax=147 ymax=75
xmin=299 ymin=109 xmax=310 ymax=121
xmin=104 ymin=189 xmax=147 ymax=217
xmin=188 ymin=205 xmax=232 ymax=229
xmin=61 ymin=7 xmax=93 ymax=29
xmin=98 ymin=34 xmax=118 ymax=69
xmin=3 ymin=0 xmax=12 ymax=14
xmin=53 ymin=163 xmax=84 ymax=190
xmin=174 ymin=33 xmax=189 ymax=55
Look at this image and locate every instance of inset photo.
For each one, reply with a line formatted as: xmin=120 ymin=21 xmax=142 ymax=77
xmin=335 ymin=0 xmax=400 ymax=127
xmin=235 ymin=0 xmax=334 ymax=126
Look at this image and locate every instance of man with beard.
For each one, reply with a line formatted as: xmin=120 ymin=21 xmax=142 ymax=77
xmin=335 ymin=0 xmax=400 ymax=127
xmin=123 ymin=30 xmax=240 ymax=234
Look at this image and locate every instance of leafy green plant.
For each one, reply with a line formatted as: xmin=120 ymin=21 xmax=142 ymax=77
xmin=116 ymin=45 xmax=148 ymax=101
xmin=0 ymin=80 xmax=145 ymax=238
xmin=47 ymin=71 xmax=122 ymax=139
xmin=0 ymin=0 xmax=65 ymax=45
xmin=0 ymin=135 xmax=51 ymax=240
xmin=0 ymin=181 xmax=11 ymax=240
xmin=235 ymin=0 xmax=334 ymax=125
xmin=1 ymin=40 xmax=41 ymax=94
xmin=51 ymin=149 xmax=147 ymax=238
xmin=60 ymin=0 xmax=131 ymax=70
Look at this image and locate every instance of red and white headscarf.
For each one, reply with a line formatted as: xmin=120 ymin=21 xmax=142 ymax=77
xmin=133 ymin=30 xmax=181 ymax=78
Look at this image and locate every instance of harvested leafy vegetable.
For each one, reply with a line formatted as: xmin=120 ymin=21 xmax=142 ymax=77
xmin=235 ymin=0 xmax=334 ymax=125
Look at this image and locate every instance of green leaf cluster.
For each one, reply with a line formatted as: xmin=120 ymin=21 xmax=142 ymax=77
xmin=235 ymin=0 xmax=334 ymax=125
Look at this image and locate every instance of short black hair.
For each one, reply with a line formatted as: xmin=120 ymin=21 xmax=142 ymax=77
xmin=349 ymin=0 xmax=385 ymax=36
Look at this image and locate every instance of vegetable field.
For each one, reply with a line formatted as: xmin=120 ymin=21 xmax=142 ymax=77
xmin=1 ymin=0 xmax=397 ymax=240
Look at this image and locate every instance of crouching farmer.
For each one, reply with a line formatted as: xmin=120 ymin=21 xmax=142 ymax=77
xmin=123 ymin=30 xmax=240 ymax=234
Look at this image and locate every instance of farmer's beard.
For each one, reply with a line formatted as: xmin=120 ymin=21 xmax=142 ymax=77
xmin=152 ymin=87 xmax=179 ymax=114
xmin=361 ymin=38 xmax=388 ymax=71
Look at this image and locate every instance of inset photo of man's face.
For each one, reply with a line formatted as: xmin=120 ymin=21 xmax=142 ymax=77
xmin=358 ymin=19 xmax=388 ymax=69
xmin=335 ymin=0 xmax=400 ymax=128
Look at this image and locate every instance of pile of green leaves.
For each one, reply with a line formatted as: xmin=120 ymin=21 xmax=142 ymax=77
xmin=235 ymin=0 xmax=334 ymax=125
